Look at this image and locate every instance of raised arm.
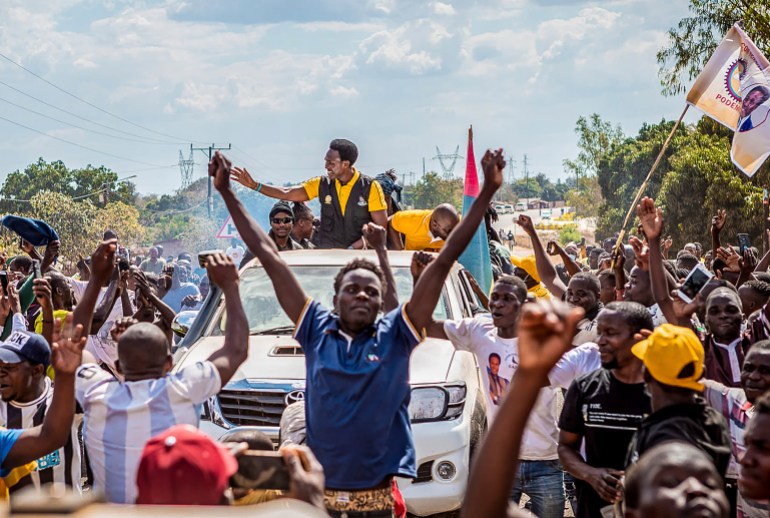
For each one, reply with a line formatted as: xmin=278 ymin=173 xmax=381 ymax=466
xmin=711 ymin=209 xmax=725 ymax=260
xmin=410 ymin=252 xmax=446 ymax=339
xmin=90 ymin=267 xmax=121 ymax=333
xmin=638 ymin=198 xmax=696 ymax=327
xmin=553 ymin=241 xmax=582 ymax=277
xmin=406 ymin=149 xmax=503 ymax=330
xmin=363 ymin=223 xmax=398 ymax=313
xmin=72 ymin=240 xmax=117 ymax=339
xmin=203 ymin=254 xmax=248 ymax=386
xmin=516 ymin=215 xmax=566 ymax=298
xmin=462 ymin=301 xmax=582 ymax=518
xmin=33 ymin=279 xmax=55 ymax=346
xmin=638 ymin=198 xmax=675 ymax=322
xmin=41 ymin=240 xmax=60 ymax=274
xmin=213 ymin=153 xmax=308 ymax=323
xmin=230 ymin=166 xmax=310 ymax=202
xmin=3 ymin=313 xmax=83 ymax=470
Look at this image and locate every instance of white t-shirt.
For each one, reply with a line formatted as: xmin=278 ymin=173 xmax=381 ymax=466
xmin=573 ymin=318 xmax=599 ymax=347
xmin=548 ymin=342 xmax=602 ymax=390
xmin=443 ymin=314 xmax=558 ymax=460
xmin=0 ymin=377 xmax=83 ymax=491
xmin=69 ymin=279 xmax=131 ymax=371
xmin=76 ymin=361 xmax=222 ymax=504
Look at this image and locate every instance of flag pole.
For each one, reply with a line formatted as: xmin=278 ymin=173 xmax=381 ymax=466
xmin=613 ymin=104 xmax=690 ymax=259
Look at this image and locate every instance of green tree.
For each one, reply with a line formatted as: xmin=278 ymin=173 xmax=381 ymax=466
xmin=562 ymin=114 xmax=622 ymax=217
xmin=563 ymin=114 xmax=624 ymax=179
xmin=595 ymin=116 xmax=770 ymax=248
xmin=657 ymin=1 xmax=770 ymax=96
xmin=25 ymin=191 xmax=144 ymax=261
xmin=565 ymin=177 xmax=602 ymax=218
xmin=0 ymin=158 xmax=136 ymax=213
xmin=558 ymin=224 xmax=582 ymax=245
xmin=403 ymin=171 xmax=463 ymax=210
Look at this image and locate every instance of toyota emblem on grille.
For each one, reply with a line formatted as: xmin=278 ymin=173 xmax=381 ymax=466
xmin=285 ymin=390 xmax=305 ymax=405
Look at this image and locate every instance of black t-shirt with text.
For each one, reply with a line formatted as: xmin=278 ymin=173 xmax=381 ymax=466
xmin=559 ymin=368 xmax=651 ymax=518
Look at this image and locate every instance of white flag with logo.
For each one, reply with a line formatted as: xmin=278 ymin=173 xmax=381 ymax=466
xmin=686 ymin=25 xmax=770 ymax=177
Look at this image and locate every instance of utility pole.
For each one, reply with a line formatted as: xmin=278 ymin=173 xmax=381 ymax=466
xmin=192 ymin=143 xmax=231 ymax=218
xmin=522 ymin=154 xmax=529 ymax=205
xmin=507 ymin=155 xmax=516 ymax=185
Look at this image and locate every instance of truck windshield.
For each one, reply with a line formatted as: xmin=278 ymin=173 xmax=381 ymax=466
xmin=213 ymin=265 xmax=452 ymax=335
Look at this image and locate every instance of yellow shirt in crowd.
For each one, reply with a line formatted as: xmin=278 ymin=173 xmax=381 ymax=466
xmin=390 ymin=210 xmax=445 ymax=251
xmin=302 ymin=168 xmax=386 ymax=216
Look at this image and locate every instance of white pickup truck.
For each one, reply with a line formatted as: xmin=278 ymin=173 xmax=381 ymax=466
xmin=173 ymin=250 xmax=489 ymax=517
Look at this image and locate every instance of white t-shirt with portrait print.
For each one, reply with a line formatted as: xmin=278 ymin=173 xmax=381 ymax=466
xmin=443 ymin=314 xmax=559 ymax=460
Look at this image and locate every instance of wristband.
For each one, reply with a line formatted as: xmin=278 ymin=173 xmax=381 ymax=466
xmin=255 ymin=182 xmax=262 ymax=193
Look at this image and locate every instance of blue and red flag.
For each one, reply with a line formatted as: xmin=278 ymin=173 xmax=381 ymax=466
xmin=458 ymin=126 xmax=493 ymax=291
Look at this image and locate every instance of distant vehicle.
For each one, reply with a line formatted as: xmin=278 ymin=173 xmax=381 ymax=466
xmin=503 ymin=204 xmax=514 ymax=214
xmin=515 ymin=202 xmax=526 ymax=211
xmin=494 ymin=204 xmax=506 ymax=214
xmin=541 ymin=209 xmax=553 ymax=219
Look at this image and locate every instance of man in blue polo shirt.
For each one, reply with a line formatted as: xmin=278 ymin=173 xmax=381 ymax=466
xmin=211 ymin=148 xmax=505 ymax=516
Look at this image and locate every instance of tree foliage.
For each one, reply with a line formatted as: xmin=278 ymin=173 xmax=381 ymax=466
xmin=561 ymin=114 xmax=621 ymax=217
xmin=565 ymin=176 xmax=602 ymax=218
xmin=403 ymin=171 xmax=463 ymax=210
xmin=22 ymin=192 xmax=144 ymax=261
xmin=595 ymin=116 xmax=770 ymax=249
xmin=0 ymin=158 xmax=136 ymax=213
xmin=657 ymin=1 xmax=770 ymax=96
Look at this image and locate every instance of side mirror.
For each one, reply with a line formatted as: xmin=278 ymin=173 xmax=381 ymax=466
xmin=171 ymin=310 xmax=199 ymax=339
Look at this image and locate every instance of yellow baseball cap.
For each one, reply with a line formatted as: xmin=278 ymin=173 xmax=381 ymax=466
xmin=631 ymin=324 xmax=704 ymax=392
xmin=510 ymin=255 xmax=541 ymax=283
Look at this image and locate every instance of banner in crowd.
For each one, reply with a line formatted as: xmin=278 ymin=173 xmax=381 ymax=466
xmin=686 ymin=24 xmax=770 ymax=176
xmin=457 ymin=126 xmax=493 ymax=291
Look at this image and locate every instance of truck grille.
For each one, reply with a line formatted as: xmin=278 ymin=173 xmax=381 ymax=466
xmin=217 ymin=389 xmax=288 ymax=427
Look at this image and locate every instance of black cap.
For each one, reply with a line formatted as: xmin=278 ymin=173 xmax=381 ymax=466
xmin=0 ymin=331 xmax=51 ymax=367
xmin=269 ymin=202 xmax=293 ymax=220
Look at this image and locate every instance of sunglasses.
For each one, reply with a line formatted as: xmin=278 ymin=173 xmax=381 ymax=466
xmin=271 ymin=217 xmax=293 ymax=224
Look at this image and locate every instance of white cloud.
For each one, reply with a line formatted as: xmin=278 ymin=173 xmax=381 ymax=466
xmin=0 ymin=0 xmax=694 ymax=195
xmin=434 ymin=2 xmax=457 ymax=15
xmin=358 ymin=19 xmax=460 ymax=75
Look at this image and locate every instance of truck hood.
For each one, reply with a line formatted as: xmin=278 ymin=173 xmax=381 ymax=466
xmin=175 ymin=335 xmax=456 ymax=385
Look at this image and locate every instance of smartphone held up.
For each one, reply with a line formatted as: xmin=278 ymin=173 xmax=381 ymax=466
xmin=676 ymin=263 xmax=713 ymax=304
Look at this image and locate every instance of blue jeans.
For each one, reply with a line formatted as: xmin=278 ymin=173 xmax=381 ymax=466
xmin=511 ymin=459 xmax=565 ymax=518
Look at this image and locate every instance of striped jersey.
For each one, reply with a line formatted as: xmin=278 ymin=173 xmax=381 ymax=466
xmin=75 ymin=361 xmax=221 ymax=504
xmin=0 ymin=377 xmax=83 ymax=492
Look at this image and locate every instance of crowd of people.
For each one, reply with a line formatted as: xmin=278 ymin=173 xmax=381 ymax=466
xmin=0 ymin=137 xmax=766 ymax=518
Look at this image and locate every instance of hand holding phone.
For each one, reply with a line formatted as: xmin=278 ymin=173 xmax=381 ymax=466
xmin=231 ymin=450 xmax=291 ymax=491
xmin=32 ymin=260 xmax=42 ymax=280
xmin=546 ymin=241 xmax=558 ymax=256
xmin=737 ymin=233 xmax=751 ymax=254
xmin=676 ymin=263 xmax=713 ymax=304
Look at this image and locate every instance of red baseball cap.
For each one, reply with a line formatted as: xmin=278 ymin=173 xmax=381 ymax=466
xmin=136 ymin=424 xmax=238 ymax=505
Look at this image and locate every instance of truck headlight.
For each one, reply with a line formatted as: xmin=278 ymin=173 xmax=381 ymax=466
xmin=409 ymin=383 xmax=467 ymax=423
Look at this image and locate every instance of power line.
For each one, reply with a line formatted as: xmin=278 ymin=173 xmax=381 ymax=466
xmin=0 ymin=51 xmax=202 ymax=144
xmin=0 ymin=95 xmax=183 ymax=145
xmin=0 ymin=80 xmax=183 ymax=145
xmin=0 ymin=114 xmax=173 ymax=167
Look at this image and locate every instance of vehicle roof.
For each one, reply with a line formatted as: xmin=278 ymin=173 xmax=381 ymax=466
xmin=242 ymin=249 xmax=457 ymax=269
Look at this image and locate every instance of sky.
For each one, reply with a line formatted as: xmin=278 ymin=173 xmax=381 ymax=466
xmin=0 ymin=0 xmax=698 ymax=195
